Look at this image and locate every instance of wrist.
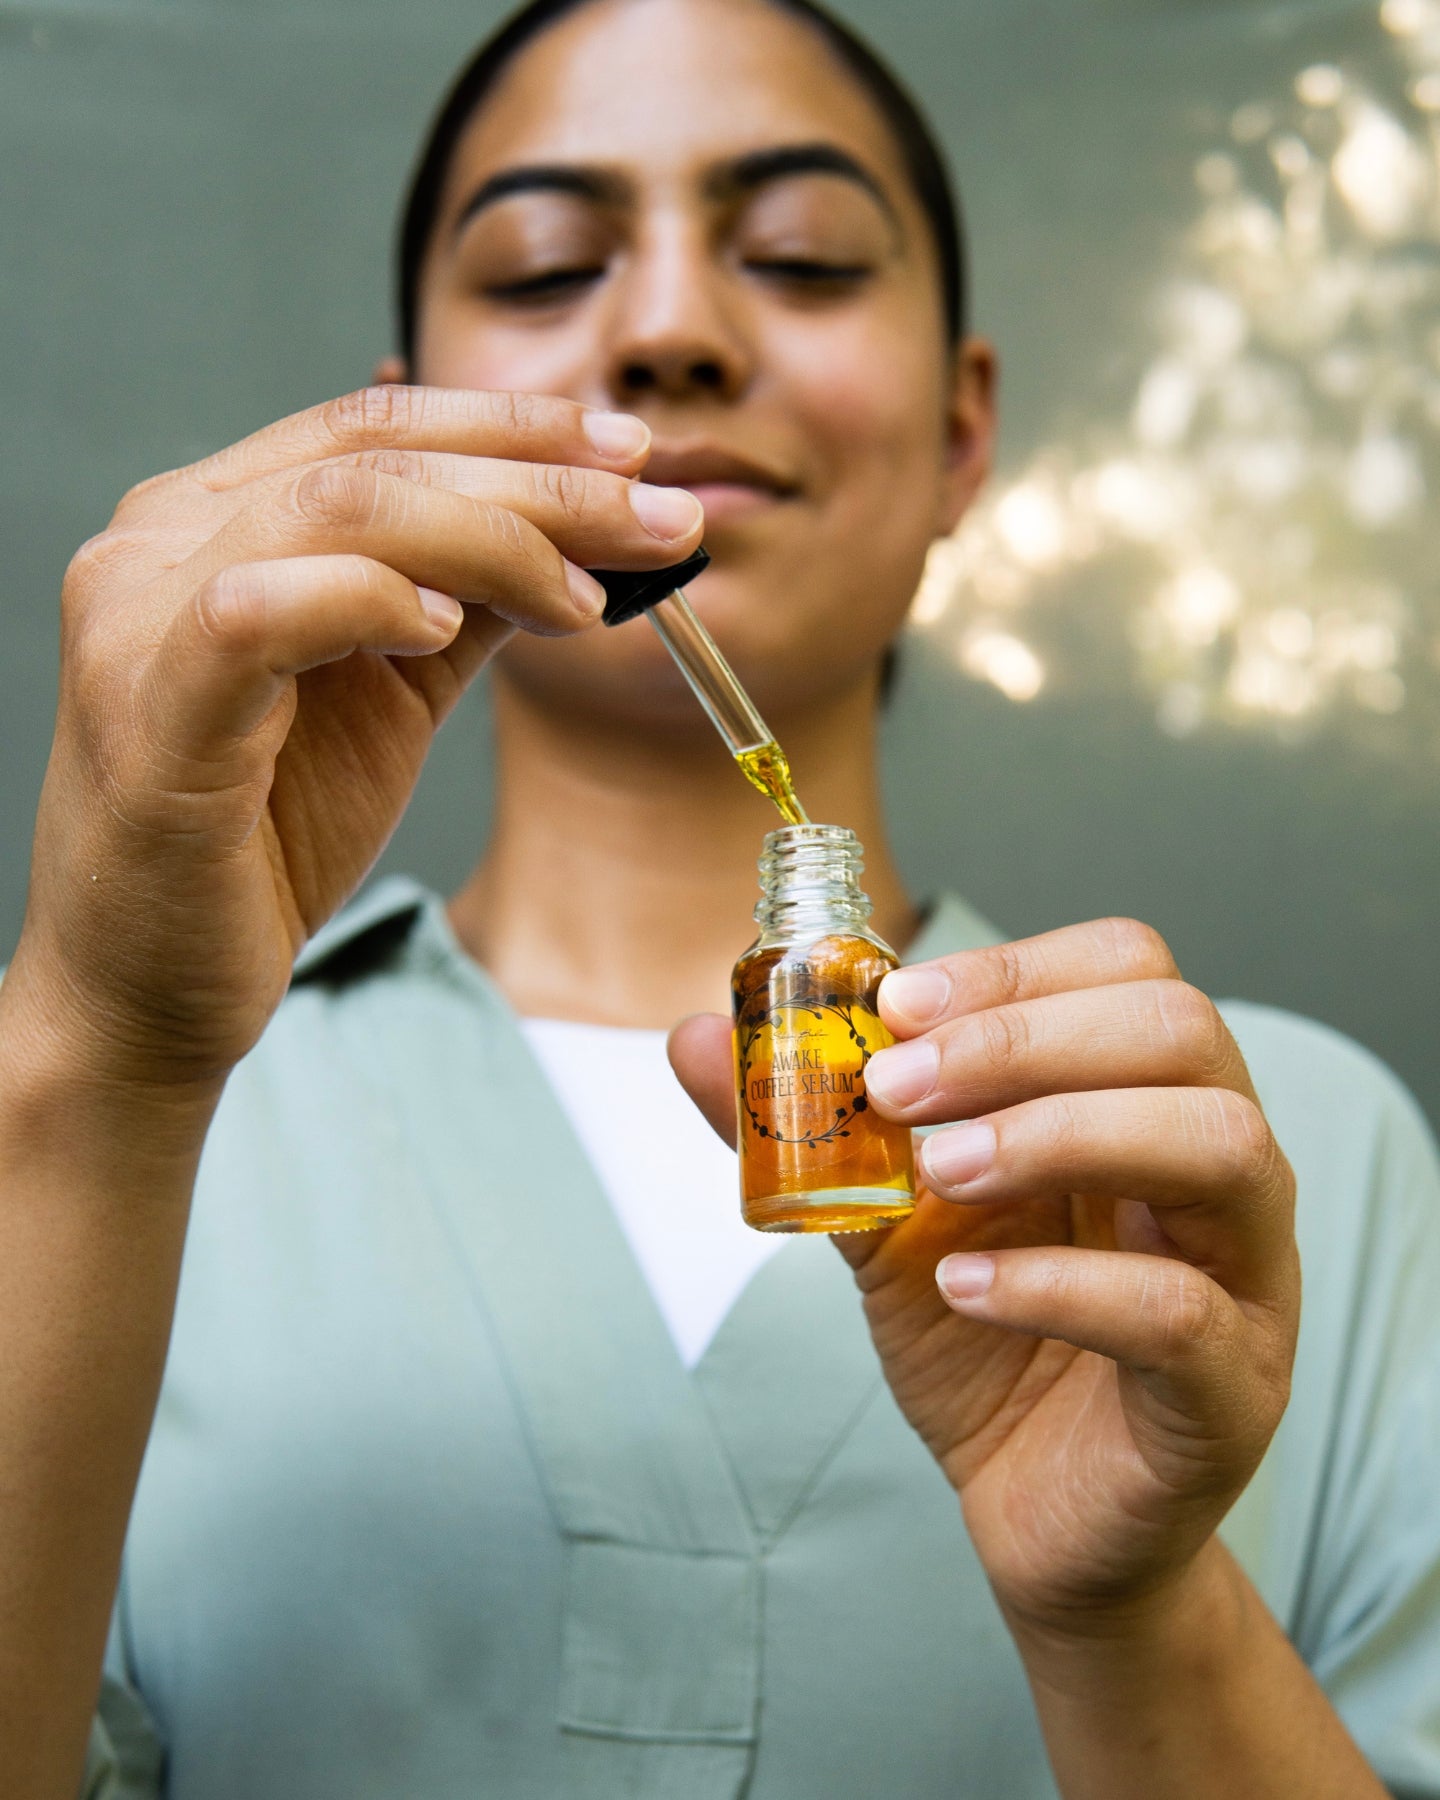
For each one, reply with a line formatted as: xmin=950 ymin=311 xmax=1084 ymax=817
xmin=1002 ymin=1538 xmax=1244 ymax=1709
xmin=997 ymin=1539 xmax=1386 ymax=1800
xmin=0 ymin=954 xmax=226 ymax=1174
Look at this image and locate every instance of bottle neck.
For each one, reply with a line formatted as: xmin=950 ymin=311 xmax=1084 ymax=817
xmin=753 ymin=825 xmax=883 ymax=947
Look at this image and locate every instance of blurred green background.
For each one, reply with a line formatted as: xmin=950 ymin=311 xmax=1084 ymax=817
xmin=3 ymin=0 xmax=1438 ymax=1129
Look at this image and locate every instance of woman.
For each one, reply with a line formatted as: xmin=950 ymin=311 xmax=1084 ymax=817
xmin=3 ymin=0 xmax=1437 ymax=1794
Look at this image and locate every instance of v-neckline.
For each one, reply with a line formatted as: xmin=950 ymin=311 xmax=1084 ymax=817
xmin=294 ymin=879 xmax=1004 ymax=1790
xmin=362 ymin=897 xmax=750 ymax=1553
xmin=351 ymin=887 xmax=1000 ymax=1554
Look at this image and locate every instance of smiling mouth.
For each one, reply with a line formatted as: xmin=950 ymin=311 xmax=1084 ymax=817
xmin=684 ymin=478 xmax=792 ymax=513
xmin=642 ymin=446 xmax=801 ymax=512
xmin=676 ymin=482 xmax=793 ymax=527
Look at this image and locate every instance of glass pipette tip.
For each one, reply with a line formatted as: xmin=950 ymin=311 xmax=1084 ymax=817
xmin=645 ymin=589 xmax=811 ymax=825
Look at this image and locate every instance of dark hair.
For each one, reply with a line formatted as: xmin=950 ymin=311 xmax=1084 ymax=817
xmin=394 ymin=0 xmax=967 ymax=363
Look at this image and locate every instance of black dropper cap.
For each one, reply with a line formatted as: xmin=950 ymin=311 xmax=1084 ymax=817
xmin=590 ymin=546 xmax=711 ymax=627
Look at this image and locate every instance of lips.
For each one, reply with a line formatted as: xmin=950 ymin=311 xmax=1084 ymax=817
xmin=642 ymin=443 xmax=800 ymax=505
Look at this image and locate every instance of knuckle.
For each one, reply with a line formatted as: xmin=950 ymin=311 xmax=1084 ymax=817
xmin=1153 ymin=980 xmax=1228 ymax=1073
xmin=1205 ymin=1089 xmax=1274 ymax=1184
xmin=350 ymin=446 xmax=422 ymax=482
xmin=64 ymin=531 xmax=122 ymax=598
xmin=1101 ymin=916 xmax=1177 ymax=978
xmin=476 ymin=500 xmax=559 ymax=603
xmin=476 ymin=500 xmax=568 ymax=623
xmin=1035 ymin=1252 xmax=1088 ymax=1318
xmin=478 ymin=498 xmax=531 ymax=564
xmin=322 ymin=383 xmax=412 ymax=447
xmin=976 ymin=1002 xmax=1030 ymax=1072
xmin=192 ymin=566 xmax=269 ymax=654
xmin=495 ymin=388 xmax=534 ymax=435
xmin=1040 ymin=1092 xmax=1085 ymax=1160
xmin=338 ymin=554 xmax=391 ymax=602
xmin=493 ymin=388 xmax=572 ymax=440
xmin=1152 ymin=1266 xmax=1223 ymax=1359
xmin=538 ymin=459 xmax=591 ymax=523
xmin=517 ymin=523 xmax=561 ymax=595
xmin=112 ymin=467 xmax=185 ymax=522
xmin=289 ymin=462 xmax=380 ymax=533
xmin=985 ymin=941 xmax=1027 ymax=1007
xmin=62 ymin=529 xmax=154 ymax=625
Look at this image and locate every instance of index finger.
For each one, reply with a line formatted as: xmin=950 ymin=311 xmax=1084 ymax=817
xmin=880 ymin=917 xmax=1181 ymax=1038
xmin=181 ymin=387 xmax=653 ymax=494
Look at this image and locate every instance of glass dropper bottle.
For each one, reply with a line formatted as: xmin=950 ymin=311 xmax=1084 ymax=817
xmin=590 ymin=549 xmax=809 ymax=826
xmin=591 ymin=551 xmax=913 ymax=1237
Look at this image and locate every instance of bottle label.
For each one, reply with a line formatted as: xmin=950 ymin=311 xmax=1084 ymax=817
xmin=735 ymin=986 xmax=892 ymax=1170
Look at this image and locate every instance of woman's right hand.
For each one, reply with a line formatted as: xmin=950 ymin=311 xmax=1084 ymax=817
xmin=7 ymin=385 xmax=702 ymax=1097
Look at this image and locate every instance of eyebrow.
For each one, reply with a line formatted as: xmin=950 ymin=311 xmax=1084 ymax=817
xmin=451 ymin=141 xmax=902 ymax=239
xmin=707 ymin=142 xmax=901 ymax=231
xmin=452 ymin=164 xmax=626 ymax=236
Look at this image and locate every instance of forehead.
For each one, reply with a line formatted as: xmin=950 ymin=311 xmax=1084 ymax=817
xmin=441 ymin=0 xmax=916 ymax=206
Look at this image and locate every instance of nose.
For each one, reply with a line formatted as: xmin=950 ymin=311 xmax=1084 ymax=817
xmin=603 ymin=219 xmax=754 ymax=406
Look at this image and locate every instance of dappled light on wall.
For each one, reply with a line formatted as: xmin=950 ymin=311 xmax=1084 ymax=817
xmin=912 ymin=0 xmax=1440 ymax=754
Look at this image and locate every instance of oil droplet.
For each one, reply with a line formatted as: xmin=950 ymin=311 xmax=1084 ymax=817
xmin=735 ymin=740 xmax=809 ymax=825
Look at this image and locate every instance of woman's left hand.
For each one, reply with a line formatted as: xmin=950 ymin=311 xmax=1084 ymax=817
xmin=670 ymin=917 xmax=1300 ymax=1643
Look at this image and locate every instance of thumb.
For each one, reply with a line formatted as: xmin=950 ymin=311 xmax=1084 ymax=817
xmin=667 ymin=1012 xmax=737 ymax=1149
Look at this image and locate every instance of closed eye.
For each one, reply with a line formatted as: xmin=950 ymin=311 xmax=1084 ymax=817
xmin=483 ymin=266 xmax=605 ymax=303
xmin=743 ymin=257 xmax=874 ymax=287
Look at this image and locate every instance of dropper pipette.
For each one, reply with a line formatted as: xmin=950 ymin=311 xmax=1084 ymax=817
xmin=645 ymin=589 xmax=810 ymax=825
xmin=589 ymin=550 xmax=811 ymax=826
xmin=644 ymin=584 xmax=769 ymax=756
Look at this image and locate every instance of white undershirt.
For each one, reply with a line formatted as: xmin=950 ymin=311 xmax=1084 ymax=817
xmin=520 ymin=1018 xmax=784 ymax=1368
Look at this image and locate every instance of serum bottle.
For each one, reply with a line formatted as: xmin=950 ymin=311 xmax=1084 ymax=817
xmin=732 ymin=825 xmax=917 ymax=1233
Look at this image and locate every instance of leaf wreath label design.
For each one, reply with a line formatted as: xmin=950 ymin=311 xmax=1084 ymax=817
xmin=736 ymin=985 xmax=891 ymax=1167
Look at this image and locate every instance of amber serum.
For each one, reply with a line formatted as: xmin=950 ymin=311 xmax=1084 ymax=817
xmin=732 ymin=825 xmax=917 ymax=1234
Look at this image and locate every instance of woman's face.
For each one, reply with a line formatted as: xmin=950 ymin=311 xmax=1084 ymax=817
xmin=409 ymin=0 xmax=994 ymax=734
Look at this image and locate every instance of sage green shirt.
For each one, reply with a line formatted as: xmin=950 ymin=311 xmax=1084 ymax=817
xmin=84 ymin=879 xmax=1440 ymax=1798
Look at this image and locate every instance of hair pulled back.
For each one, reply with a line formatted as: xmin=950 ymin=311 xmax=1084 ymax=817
xmin=394 ymin=0 xmax=967 ymax=363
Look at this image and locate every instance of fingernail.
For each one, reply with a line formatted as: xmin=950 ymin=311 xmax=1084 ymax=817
xmin=937 ymin=1253 xmax=995 ymax=1302
xmin=629 ymin=482 xmax=705 ymax=541
xmin=923 ymin=1121 xmax=996 ymax=1191
xmin=583 ymin=410 xmax=651 ymax=460
xmin=565 ymin=563 xmax=607 ymax=618
xmin=419 ymin=587 xmax=464 ymax=631
xmin=882 ymin=966 xmax=951 ymax=1025
xmin=864 ymin=1036 xmax=938 ymax=1109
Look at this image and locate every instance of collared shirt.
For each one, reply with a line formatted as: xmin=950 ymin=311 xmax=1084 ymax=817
xmin=85 ymin=879 xmax=1440 ymax=1798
